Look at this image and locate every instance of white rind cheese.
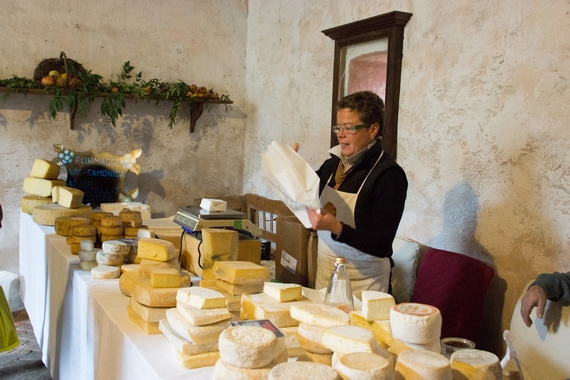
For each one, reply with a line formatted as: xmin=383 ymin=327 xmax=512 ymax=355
xmin=268 ymin=361 xmax=340 ymax=380
xmin=395 ymin=349 xmax=451 ymax=380
xmin=264 ymin=282 xmax=303 ymax=302
xmin=78 ymin=248 xmax=98 ymax=261
xmin=166 ymin=308 xmax=230 ymax=344
xmin=320 ymin=325 xmax=383 ymax=356
xmin=390 ymin=303 xmax=442 ymax=345
xmin=218 ymin=325 xmax=280 ymax=369
xmin=96 ymin=250 xmax=124 ymax=266
xmin=450 ymin=349 xmax=502 ymax=380
xmin=361 ymin=290 xmax=395 ymax=321
xmin=186 ymin=287 xmax=226 ymax=309
xmin=32 ymin=204 xmax=92 ymax=226
xmin=91 ymin=264 xmax=121 ymax=280
xmin=334 ymin=352 xmax=392 ymax=380
xmin=290 ymin=303 xmax=350 ymax=328
xmin=176 ymin=301 xmax=231 ymax=326
xmin=79 ymin=261 xmax=98 ymax=271
xmin=102 ymin=240 xmax=131 ymax=255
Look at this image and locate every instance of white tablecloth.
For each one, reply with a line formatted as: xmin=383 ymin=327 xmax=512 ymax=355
xmin=18 ymin=212 xmax=215 ymax=380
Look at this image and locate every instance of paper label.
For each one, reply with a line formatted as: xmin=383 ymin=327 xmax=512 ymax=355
xmin=280 ymin=250 xmax=297 ymax=274
xmin=228 ymin=319 xmax=285 ymax=338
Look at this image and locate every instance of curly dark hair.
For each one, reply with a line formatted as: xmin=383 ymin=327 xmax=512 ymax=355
xmin=336 ymin=91 xmax=385 ymax=139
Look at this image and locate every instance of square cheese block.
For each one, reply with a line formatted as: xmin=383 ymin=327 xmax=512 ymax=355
xmin=172 ymin=346 xmax=220 ymax=370
xmin=150 ymin=267 xmax=182 ymax=288
xmin=29 ymin=158 xmax=61 ymax=179
xmin=240 ymin=293 xmax=312 ymax=328
xmin=137 ymin=238 xmax=177 ymax=262
xmin=213 ymin=261 xmax=270 ymax=285
xmin=129 ymin=297 xmax=169 ymax=322
xmin=23 ymin=177 xmax=66 ymax=197
xmin=131 ymin=277 xmax=187 ymax=307
xmin=187 ymin=287 xmax=226 ymax=309
xmin=166 ymin=308 xmax=231 ymax=344
xmin=361 ymin=291 xmax=395 ymax=321
xmin=55 ymin=186 xmax=84 ymax=208
xmin=320 ymin=325 xmax=383 ymax=356
xmin=176 ymin=301 xmax=231 ymax=326
xmin=126 ymin=305 xmax=161 ymax=334
xmin=264 ymin=282 xmax=303 ymax=303
xmin=158 ymin=319 xmax=219 ymax=356
xmin=216 ymin=279 xmax=264 ymax=296
xmin=289 ymin=303 xmax=350 ymax=328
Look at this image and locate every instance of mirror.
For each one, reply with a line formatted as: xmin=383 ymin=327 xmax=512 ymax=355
xmin=322 ymin=11 xmax=412 ymax=159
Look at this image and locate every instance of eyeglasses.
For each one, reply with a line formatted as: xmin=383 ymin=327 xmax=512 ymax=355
xmin=332 ymin=123 xmax=371 ymax=134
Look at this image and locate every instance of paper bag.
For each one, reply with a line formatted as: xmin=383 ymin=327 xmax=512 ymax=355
xmin=261 ymin=141 xmax=321 ymax=228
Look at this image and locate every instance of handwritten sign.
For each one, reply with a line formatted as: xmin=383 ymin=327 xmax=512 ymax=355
xmin=53 ymin=144 xmax=141 ymax=208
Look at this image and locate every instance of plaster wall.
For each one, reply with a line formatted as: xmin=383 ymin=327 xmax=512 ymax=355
xmin=243 ymin=0 xmax=570 ymax=355
xmin=0 ymin=0 xmax=248 ymax=306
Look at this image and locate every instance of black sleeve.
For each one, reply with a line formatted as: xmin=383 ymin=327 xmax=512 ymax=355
xmin=332 ymin=167 xmax=407 ymax=258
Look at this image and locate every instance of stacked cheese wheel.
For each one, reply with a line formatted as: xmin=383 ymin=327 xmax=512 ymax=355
xmin=21 ymin=159 xmax=63 ymax=215
xmin=389 ymin=303 xmax=443 ymax=355
xmin=69 ymin=220 xmax=98 ymax=255
xmin=99 ymin=215 xmax=124 ymax=242
xmin=91 ymin=240 xmax=131 ymax=279
xmin=119 ymin=208 xmax=146 ymax=238
xmin=160 ymin=287 xmax=231 ymax=369
xmin=213 ymin=325 xmax=288 ymax=380
xmin=394 ymin=349 xmax=451 ymax=379
xmin=449 ymin=349 xmax=502 ymax=379
xmin=78 ymin=239 xmax=98 ymax=271
xmin=124 ymin=238 xmax=186 ymax=335
xmin=289 ymin=303 xmax=351 ymax=366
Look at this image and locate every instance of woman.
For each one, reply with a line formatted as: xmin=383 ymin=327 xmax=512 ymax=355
xmin=306 ymin=91 xmax=408 ymax=298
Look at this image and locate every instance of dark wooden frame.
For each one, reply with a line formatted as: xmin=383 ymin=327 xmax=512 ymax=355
xmin=322 ymin=11 xmax=412 ymax=159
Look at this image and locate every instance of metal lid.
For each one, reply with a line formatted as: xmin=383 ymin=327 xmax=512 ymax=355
xmin=335 ymin=256 xmax=346 ymax=264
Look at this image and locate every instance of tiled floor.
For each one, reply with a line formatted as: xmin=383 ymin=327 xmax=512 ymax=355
xmin=0 ymin=309 xmax=52 ymax=380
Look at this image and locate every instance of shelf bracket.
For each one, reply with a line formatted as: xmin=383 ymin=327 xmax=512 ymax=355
xmin=189 ymin=102 xmax=205 ymax=133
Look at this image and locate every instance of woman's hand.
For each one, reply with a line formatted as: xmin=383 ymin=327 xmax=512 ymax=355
xmin=306 ymin=207 xmax=343 ymax=235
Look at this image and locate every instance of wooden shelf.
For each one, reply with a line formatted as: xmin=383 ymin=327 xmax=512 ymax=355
xmin=0 ymin=87 xmax=233 ymax=132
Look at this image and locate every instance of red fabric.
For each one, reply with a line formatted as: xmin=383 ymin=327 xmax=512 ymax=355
xmin=412 ymin=248 xmax=494 ymax=345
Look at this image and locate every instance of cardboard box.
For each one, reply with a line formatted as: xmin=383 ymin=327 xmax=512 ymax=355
xmin=275 ymin=215 xmax=312 ymax=287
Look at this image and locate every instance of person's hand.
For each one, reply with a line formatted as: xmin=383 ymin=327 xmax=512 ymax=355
xmin=306 ymin=207 xmax=342 ymax=235
xmin=520 ymin=284 xmax=548 ymax=327
xmin=292 ymin=142 xmax=299 ymax=152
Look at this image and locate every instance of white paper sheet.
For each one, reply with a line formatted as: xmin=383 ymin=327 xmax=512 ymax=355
xmin=261 ymin=141 xmax=321 ymax=228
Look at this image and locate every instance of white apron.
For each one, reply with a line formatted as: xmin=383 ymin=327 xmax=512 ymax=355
xmin=315 ymin=153 xmax=391 ymax=300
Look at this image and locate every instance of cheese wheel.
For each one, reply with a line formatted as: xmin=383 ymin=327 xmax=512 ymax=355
xmin=131 ymin=277 xmax=185 ymax=307
xmin=361 ymin=291 xmax=395 ymax=321
xmin=99 ymin=226 xmax=124 ymax=236
xmin=390 ymin=303 xmax=442 ymax=345
xmin=29 ymin=158 xmax=61 ymax=179
xmin=172 ymin=346 xmax=220 ymax=370
xmin=70 ymin=243 xmax=81 ymax=255
xmin=300 ymin=351 xmax=333 ymax=366
xmin=57 ymin=186 xmax=84 ymax=208
xmin=32 ymin=204 xmax=92 ymax=226
xmin=80 ymin=239 xmax=95 ymax=251
xmin=218 ymin=326 xmax=279 ymax=369
xmin=320 ymin=325 xmax=383 ymax=356
xmin=79 ymin=249 xmax=98 ymax=262
xmin=23 ymin=177 xmax=66 ymax=197
xmin=70 ymin=225 xmax=97 ymax=237
xmin=450 ymin=349 xmax=502 ymax=380
xmin=212 ymin=347 xmax=288 ymax=380
xmin=119 ymin=269 xmax=139 ymax=296
xmin=269 ymin=362 xmax=340 ymax=380
xmin=290 ymin=303 xmax=350 ymax=328
xmin=20 ymin=195 xmax=52 ymax=214
xmin=394 ymin=349 xmax=451 ymax=380
xmin=91 ymin=264 xmax=121 ymax=280
xmin=79 ymin=260 xmax=98 ymax=271
xmin=158 ymin=319 xmax=218 ymax=355
xmin=297 ymin=323 xmax=332 ymax=354
xmin=124 ymin=226 xmax=140 ymax=237
xmin=334 ymin=352 xmax=392 ymax=380
xmin=119 ymin=209 xmax=143 ymax=226
xmin=54 ymin=216 xmax=72 ymax=236
xmin=100 ymin=215 xmax=122 ymax=227
xmin=96 ymin=250 xmax=124 ymax=266
xmin=102 ymin=240 xmax=131 ymax=255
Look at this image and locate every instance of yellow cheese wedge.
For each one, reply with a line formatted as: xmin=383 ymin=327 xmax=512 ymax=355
xmin=20 ymin=195 xmax=52 ymax=214
xmin=137 ymin=238 xmax=177 ymax=262
xmin=23 ymin=177 xmax=66 ymax=197
xmin=201 ymin=229 xmax=239 ymax=268
xmin=55 ymin=186 xmax=84 ymax=208
xmin=29 ymin=158 xmax=61 ymax=179
xmin=264 ymin=282 xmax=303 ymax=303
xmin=213 ymin=261 xmax=270 ymax=285
xmin=150 ymin=267 xmax=182 ymax=288
xmin=361 ymin=291 xmax=395 ymax=321
xmin=138 ymin=259 xmax=178 ymax=278
xmin=240 ymin=293 xmax=312 ymax=328
xmin=289 ymin=303 xmax=350 ymax=328
xmin=237 ymin=237 xmax=262 ymax=264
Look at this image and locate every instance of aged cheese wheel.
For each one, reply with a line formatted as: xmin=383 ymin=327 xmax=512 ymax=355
xmin=102 ymin=240 xmax=131 ymax=255
xmin=390 ymin=303 xmax=442 ymax=345
xmin=101 ymin=235 xmax=125 ymax=242
xmin=68 ymin=216 xmax=92 ymax=229
xmin=395 ymin=349 xmax=451 ymax=380
xmin=99 ymin=226 xmax=124 ymax=236
xmin=71 ymin=235 xmax=97 ymax=244
xmin=32 ymin=204 xmax=92 ymax=226
xmin=91 ymin=264 xmax=121 ymax=280
xmin=21 ymin=195 xmax=53 ymax=215
xmin=79 ymin=260 xmax=98 ymax=271
xmin=100 ymin=215 xmax=122 ymax=228
xmin=79 ymin=249 xmax=98 ymax=262
xmin=91 ymin=211 xmax=113 ymax=222
xmin=218 ymin=326 xmax=281 ymax=369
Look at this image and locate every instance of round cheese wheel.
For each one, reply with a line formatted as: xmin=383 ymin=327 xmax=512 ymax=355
xmin=80 ymin=260 xmax=98 ymax=271
xmin=99 ymin=226 xmax=124 ymax=236
xmin=334 ymin=352 xmax=392 ymax=380
xmin=212 ymin=347 xmax=288 ymax=380
xmin=395 ymin=349 xmax=451 ymax=380
xmin=102 ymin=240 xmax=131 ymax=255
xmin=70 ymin=225 xmax=97 ymax=237
xmin=218 ymin=326 xmax=279 ymax=369
xmin=390 ymin=303 xmax=442 ymax=345
xmin=101 ymin=235 xmax=125 ymax=242
xmin=72 ymin=235 xmax=97 ymax=245
xmin=297 ymin=323 xmax=332 ymax=354
xmin=91 ymin=264 xmax=121 ymax=280
xmin=91 ymin=211 xmax=113 ymax=221
xmin=450 ymin=349 xmax=502 ymax=380
xmin=68 ymin=216 xmax=92 ymax=228
xmin=100 ymin=215 xmax=122 ymax=228
xmin=32 ymin=204 xmax=92 ymax=226
xmin=269 ymin=361 xmax=339 ymax=380
xmin=96 ymin=250 xmax=124 ymax=266
xmin=21 ymin=195 xmax=53 ymax=215
xmin=79 ymin=249 xmax=98 ymax=262
xmin=80 ymin=239 xmax=95 ymax=251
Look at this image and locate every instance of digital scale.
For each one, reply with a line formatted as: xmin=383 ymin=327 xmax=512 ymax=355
xmin=173 ymin=205 xmax=262 ymax=237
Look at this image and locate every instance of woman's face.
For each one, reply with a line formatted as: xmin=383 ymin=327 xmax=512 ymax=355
xmin=335 ymin=108 xmax=378 ymax=158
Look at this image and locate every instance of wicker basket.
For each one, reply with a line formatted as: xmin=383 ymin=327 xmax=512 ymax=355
xmin=33 ymin=51 xmax=86 ymax=82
